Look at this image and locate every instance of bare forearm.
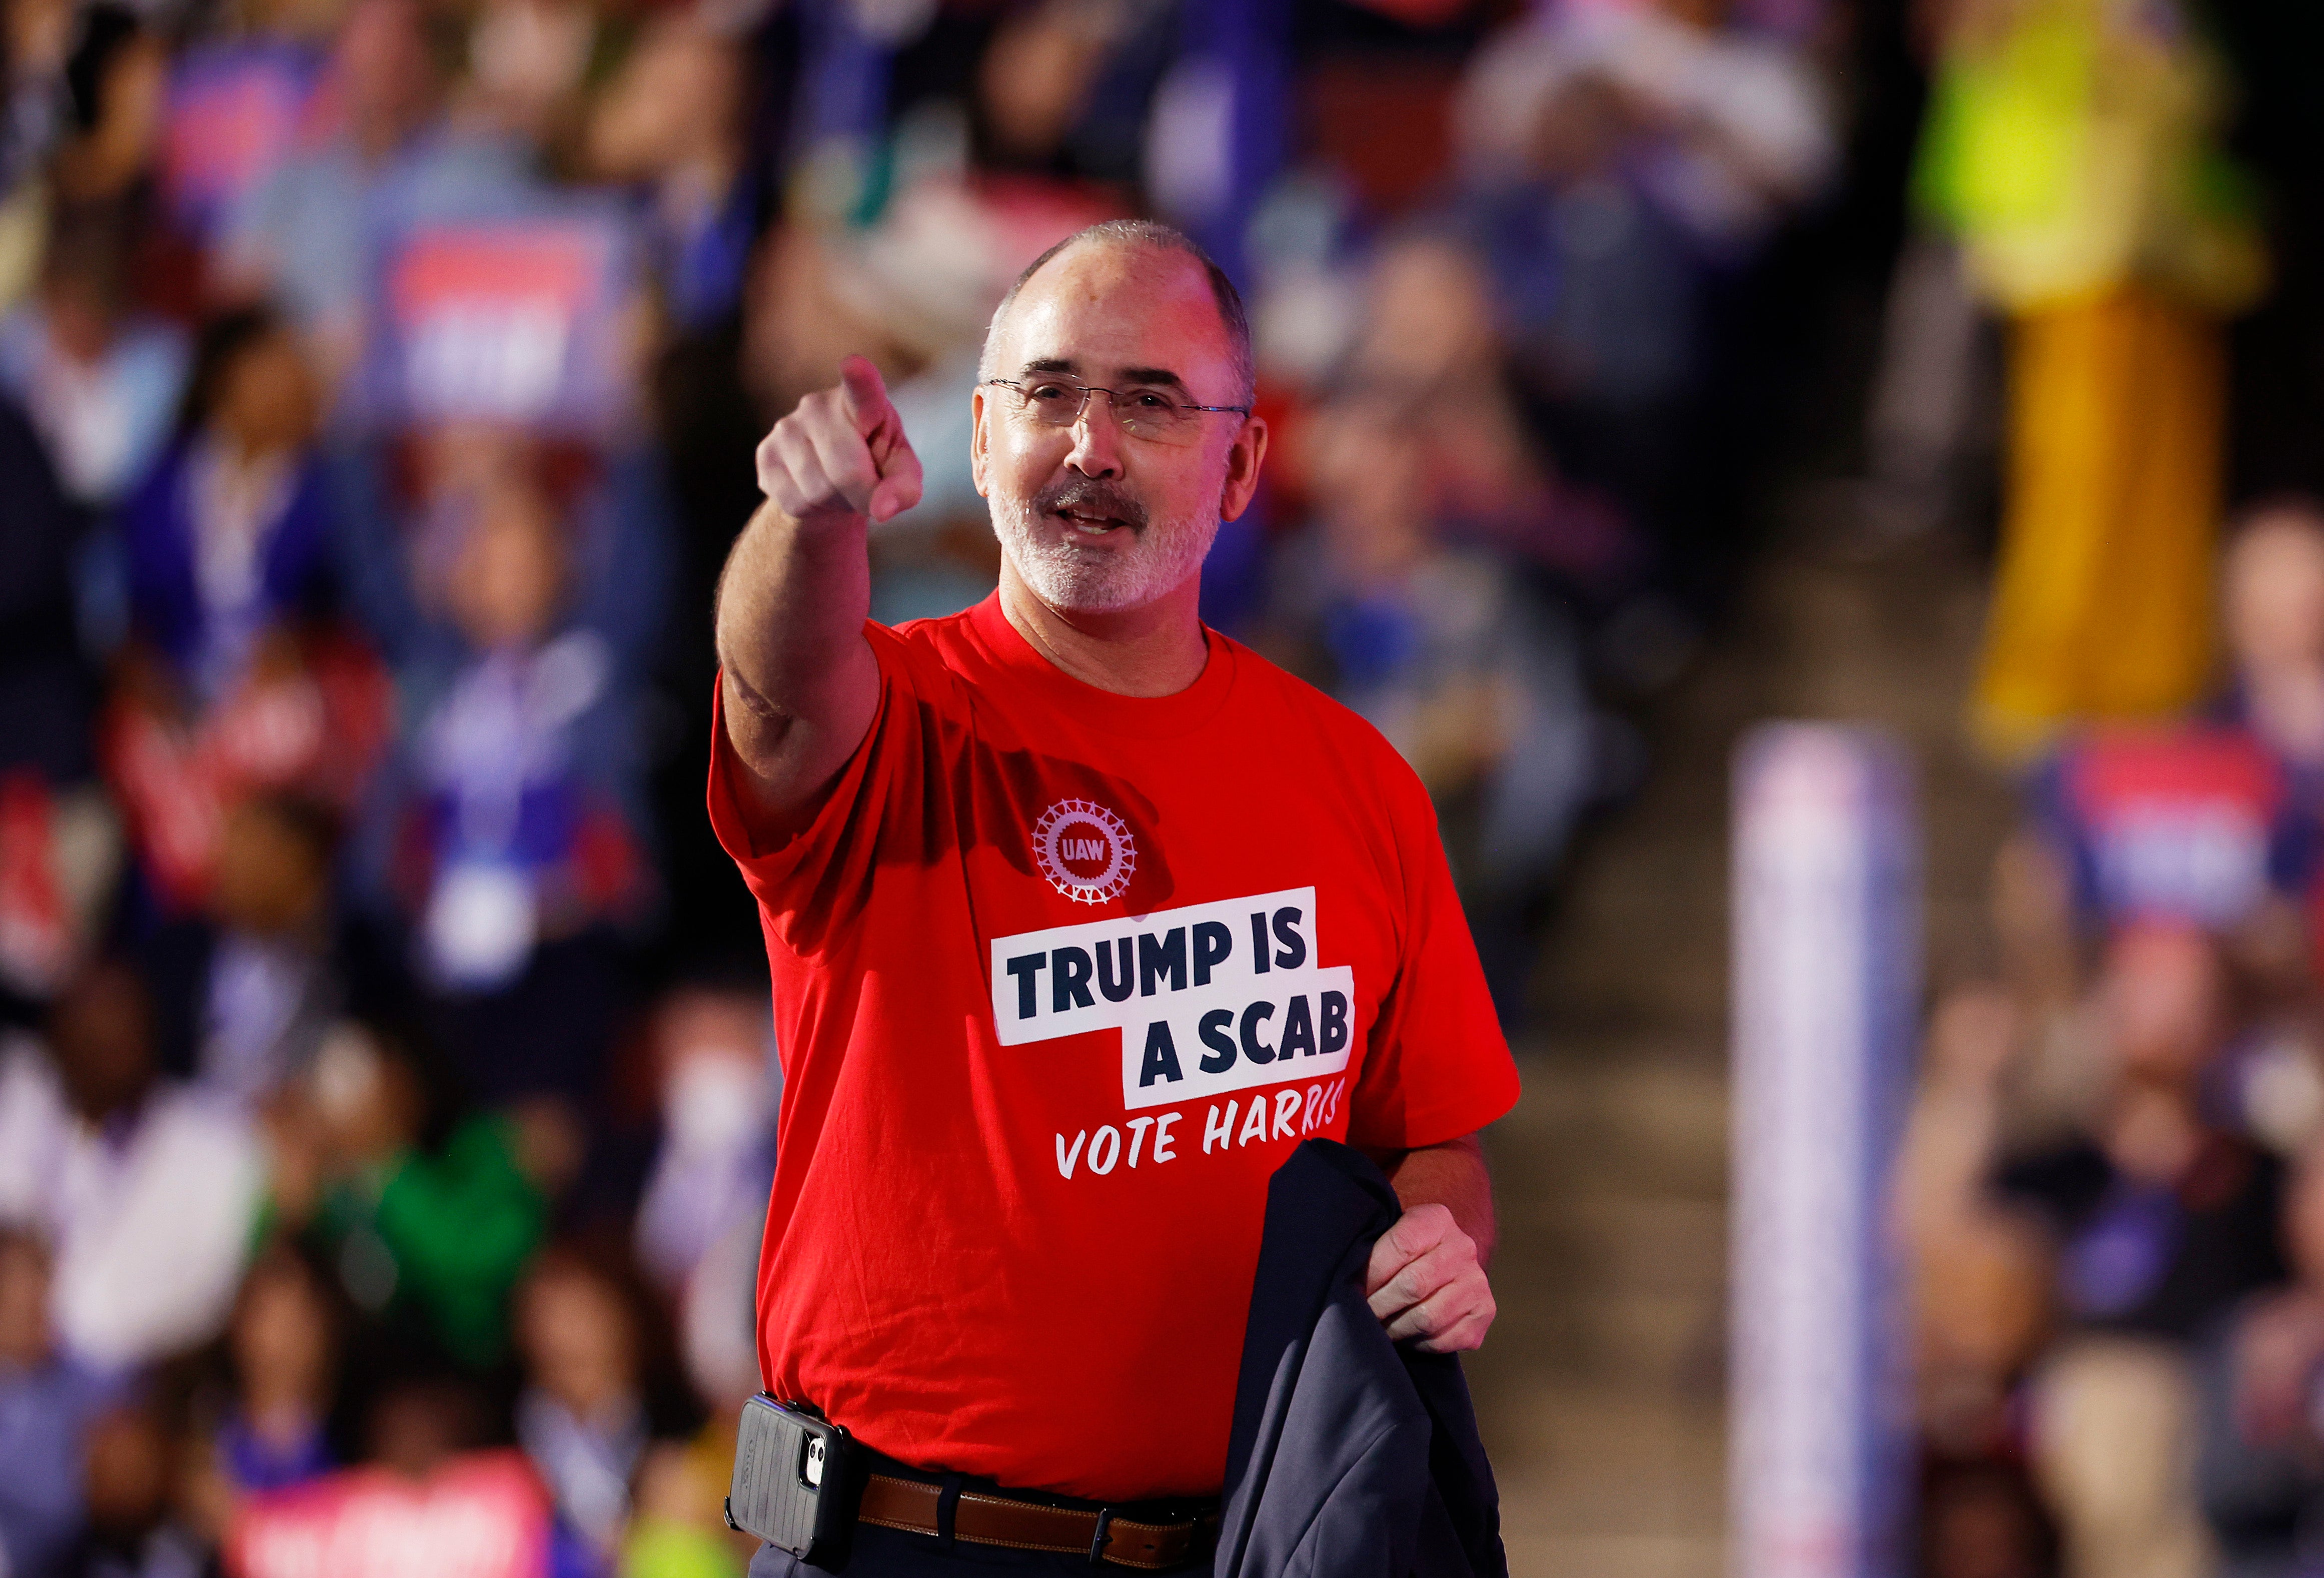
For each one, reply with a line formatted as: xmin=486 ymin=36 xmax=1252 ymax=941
xmin=713 ymin=501 xmax=876 ymax=804
xmin=715 ymin=355 xmax=920 ymax=814
xmin=716 ymin=500 xmax=871 ymax=704
xmin=1377 ymin=1135 xmax=1496 ymax=1267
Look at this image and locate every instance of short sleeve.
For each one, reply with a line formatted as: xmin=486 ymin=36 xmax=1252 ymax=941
xmin=1344 ymin=756 xmax=1521 ymax=1150
xmin=706 ymin=621 xmax=953 ymax=955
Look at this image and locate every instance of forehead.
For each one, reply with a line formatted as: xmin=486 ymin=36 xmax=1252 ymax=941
xmin=993 ymin=242 xmax=1237 ymax=394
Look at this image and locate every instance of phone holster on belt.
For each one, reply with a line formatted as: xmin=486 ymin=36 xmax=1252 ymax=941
xmin=725 ymin=1394 xmax=864 ymax=1567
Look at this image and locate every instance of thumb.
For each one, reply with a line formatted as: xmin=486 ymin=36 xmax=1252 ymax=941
xmin=837 ymin=354 xmax=895 ymax=435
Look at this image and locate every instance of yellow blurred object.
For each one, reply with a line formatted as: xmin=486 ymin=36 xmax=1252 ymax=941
xmin=1919 ymin=0 xmax=2266 ymax=316
xmin=1971 ymin=285 xmax=2224 ymax=758
xmin=1922 ymin=0 xmax=2256 ymax=755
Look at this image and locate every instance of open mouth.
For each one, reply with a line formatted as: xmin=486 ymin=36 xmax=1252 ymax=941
xmin=1055 ymin=508 xmax=1129 ymax=535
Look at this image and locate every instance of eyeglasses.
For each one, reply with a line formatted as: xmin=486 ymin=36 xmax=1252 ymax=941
xmin=983 ymin=378 xmax=1250 ymax=447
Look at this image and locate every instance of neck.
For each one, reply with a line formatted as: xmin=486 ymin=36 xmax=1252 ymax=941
xmin=997 ymin=561 xmax=1209 ymax=698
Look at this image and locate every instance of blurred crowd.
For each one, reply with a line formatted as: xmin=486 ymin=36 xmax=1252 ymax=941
xmin=0 ymin=0 xmax=1852 ymax=1573
xmin=1875 ymin=2 xmax=2324 ymax=1577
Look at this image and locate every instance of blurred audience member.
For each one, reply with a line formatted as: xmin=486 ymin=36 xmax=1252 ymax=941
xmin=1896 ymin=987 xmax=2055 ymax=1463
xmin=401 ymin=435 xmax=645 ymax=1004
xmin=2218 ymin=500 xmax=2324 ymax=781
xmin=0 ymin=393 xmax=122 ymax=1011
xmin=2004 ymin=925 xmax=2280 ymax=1346
xmin=51 ymin=6 xmax=164 ymax=213
xmin=0 ymin=207 xmax=185 ymax=514
xmin=216 ymin=0 xmax=485 ymax=391
xmin=212 ymin=1241 xmax=338 ymax=1498
xmin=282 ymin=1022 xmax=575 ymax=1371
xmin=0 ymin=961 xmax=264 ymax=1373
xmin=336 ymin=432 xmax=660 ymax=1101
xmin=123 ymin=306 xmax=331 ymax=703
xmin=632 ymin=989 xmax=772 ymax=1297
xmin=459 ymin=0 xmax=593 ymax=160
xmin=2025 ymin=925 xmax=2274 ymax=1578
xmin=2198 ymin=1138 xmax=2324 ymax=1578
xmin=1269 ymin=372 xmax=1597 ymax=1023
xmin=362 ymin=1370 xmax=491 ymax=1478
xmin=102 ymin=306 xmax=385 ymax=919
xmin=0 ymin=0 xmax=75 ymax=309
xmin=60 ymin=1398 xmax=204 ymax=1578
xmin=173 ymin=793 xmax=341 ymax=1103
xmin=1459 ymin=0 xmax=1834 ymax=255
xmin=584 ymin=16 xmax=753 ymax=339
xmin=1900 ymin=919 xmax=2289 ymax=1578
xmin=514 ymin=1247 xmax=653 ymax=1578
xmin=0 ymin=1227 xmax=107 ymax=1578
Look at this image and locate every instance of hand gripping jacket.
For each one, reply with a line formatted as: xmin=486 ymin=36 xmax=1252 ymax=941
xmin=1215 ymin=1141 xmax=1507 ymax=1578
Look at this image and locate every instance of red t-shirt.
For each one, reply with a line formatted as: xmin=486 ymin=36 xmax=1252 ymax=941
xmin=708 ymin=593 xmax=1519 ymax=1501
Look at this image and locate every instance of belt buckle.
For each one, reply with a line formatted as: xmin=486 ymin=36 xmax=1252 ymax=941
xmin=1086 ymin=1506 xmax=1114 ymax=1565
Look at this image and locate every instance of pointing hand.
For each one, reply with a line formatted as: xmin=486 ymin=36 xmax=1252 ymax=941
xmin=756 ymin=353 xmax=926 ymax=525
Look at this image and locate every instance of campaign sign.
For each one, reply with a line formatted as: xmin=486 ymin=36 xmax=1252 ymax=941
xmin=225 ymin=1449 xmax=550 ymax=1578
xmin=2056 ymin=726 xmax=2291 ymax=928
xmin=1730 ymin=725 xmax=1916 ymax=1578
xmin=162 ymin=43 xmax=324 ymax=237
xmin=381 ymin=217 xmax=629 ymax=432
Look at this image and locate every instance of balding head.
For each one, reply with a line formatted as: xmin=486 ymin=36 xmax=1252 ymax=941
xmin=970 ymin=219 xmax=1270 ymax=619
xmin=979 ymin=220 xmax=1255 ymax=406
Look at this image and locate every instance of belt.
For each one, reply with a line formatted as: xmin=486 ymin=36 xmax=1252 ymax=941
xmin=854 ymin=1474 xmax=1216 ymax=1570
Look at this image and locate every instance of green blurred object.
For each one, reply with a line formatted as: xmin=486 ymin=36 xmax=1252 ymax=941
xmin=622 ymin=1516 xmax=745 ymax=1578
xmin=317 ymin=1113 xmax=547 ymax=1368
xmin=1914 ymin=0 xmax=2266 ymax=314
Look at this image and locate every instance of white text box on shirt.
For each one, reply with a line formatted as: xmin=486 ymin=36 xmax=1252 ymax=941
xmin=988 ymin=888 xmax=1357 ymax=1110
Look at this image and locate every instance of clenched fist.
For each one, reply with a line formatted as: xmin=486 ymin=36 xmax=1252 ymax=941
xmin=756 ymin=353 xmax=925 ymax=525
xmin=1365 ymin=1202 xmax=1496 ymax=1352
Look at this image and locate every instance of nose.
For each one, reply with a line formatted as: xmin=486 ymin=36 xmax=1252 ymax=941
xmin=1064 ymin=391 xmax=1123 ymax=480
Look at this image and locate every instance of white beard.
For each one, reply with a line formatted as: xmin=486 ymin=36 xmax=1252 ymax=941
xmin=992 ymin=492 xmax=1220 ymax=614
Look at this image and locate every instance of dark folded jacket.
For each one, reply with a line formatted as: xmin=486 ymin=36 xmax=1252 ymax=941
xmin=1215 ymin=1140 xmax=1507 ymax=1578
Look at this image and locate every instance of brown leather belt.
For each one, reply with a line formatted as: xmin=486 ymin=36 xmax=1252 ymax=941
xmin=854 ymin=1474 xmax=1214 ymax=1570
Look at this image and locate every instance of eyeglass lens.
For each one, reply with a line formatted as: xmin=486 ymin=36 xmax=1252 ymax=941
xmin=1018 ymin=382 xmax=1202 ymax=445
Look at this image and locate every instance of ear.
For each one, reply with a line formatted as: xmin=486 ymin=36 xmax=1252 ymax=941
xmin=1218 ymin=415 xmax=1270 ymax=523
xmin=970 ymin=383 xmax=991 ymax=498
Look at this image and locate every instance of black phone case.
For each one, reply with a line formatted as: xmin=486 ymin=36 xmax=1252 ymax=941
xmin=726 ymin=1395 xmax=857 ymax=1565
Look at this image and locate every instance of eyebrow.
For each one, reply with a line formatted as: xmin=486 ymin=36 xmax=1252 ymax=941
xmin=1018 ymin=358 xmax=1194 ymax=396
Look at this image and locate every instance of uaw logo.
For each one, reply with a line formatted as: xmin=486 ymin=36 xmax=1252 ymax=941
xmin=1032 ymin=799 xmax=1136 ymax=904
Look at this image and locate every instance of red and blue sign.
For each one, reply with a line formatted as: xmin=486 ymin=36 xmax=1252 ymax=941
xmin=162 ymin=43 xmax=326 ymax=238
xmin=370 ymin=212 xmax=633 ymax=434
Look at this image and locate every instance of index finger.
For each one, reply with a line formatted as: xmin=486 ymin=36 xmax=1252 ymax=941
xmin=837 ymin=354 xmax=894 ymax=432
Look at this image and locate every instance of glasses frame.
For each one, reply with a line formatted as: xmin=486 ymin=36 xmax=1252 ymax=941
xmin=982 ymin=377 xmax=1252 ymax=443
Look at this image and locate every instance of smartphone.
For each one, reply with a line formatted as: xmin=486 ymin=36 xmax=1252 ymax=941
xmin=725 ymin=1395 xmax=858 ymax=1566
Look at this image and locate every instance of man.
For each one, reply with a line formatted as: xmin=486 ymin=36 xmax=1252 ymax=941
xmin=711 ymin=220 xmax=1519 ymax=1573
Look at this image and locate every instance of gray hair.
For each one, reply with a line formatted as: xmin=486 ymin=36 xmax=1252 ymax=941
xmin=977 ymin=219 xmax=1256 ymax=407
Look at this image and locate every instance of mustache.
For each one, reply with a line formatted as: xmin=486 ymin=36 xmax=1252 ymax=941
xmin=1034 ymin=477 xmax=1148 ymax=531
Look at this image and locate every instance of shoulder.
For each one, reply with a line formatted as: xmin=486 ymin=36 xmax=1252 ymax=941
xmin=1220 ymin=634 xmax=1435 ymax=813
xmin=867 ymin=604 xmax=987 ymax=703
